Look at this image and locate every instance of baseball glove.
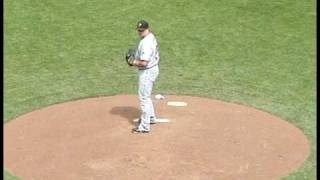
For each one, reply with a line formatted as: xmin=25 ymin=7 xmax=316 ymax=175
xmin=125 ymin=49 xmax=136 ymax=66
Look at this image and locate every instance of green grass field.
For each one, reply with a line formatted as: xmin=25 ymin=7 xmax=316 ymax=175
xmin=4 ymin=0 xmax=316 ymax=179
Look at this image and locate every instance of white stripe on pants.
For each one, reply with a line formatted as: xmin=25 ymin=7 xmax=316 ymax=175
xmin=138 ymin=65 xmax=159 ymax=131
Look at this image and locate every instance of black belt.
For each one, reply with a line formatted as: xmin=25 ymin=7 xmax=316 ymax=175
xmin=139 ymin=64 xmax=158 ymax=70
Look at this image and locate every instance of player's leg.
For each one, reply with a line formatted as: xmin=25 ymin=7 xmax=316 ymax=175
xmin=149 ymin=66 xmax=159 ymax=123
xmin=137 ymin=71 xmax=153 ymax=131
xmin=148 ymin=83 xmax=156 ymax=123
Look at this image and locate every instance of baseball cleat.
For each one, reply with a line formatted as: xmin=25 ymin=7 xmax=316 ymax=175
xmin=131 ymin=128 xmax=149 ymax=134
xmin=136 ymin=118 xmax=157 ymax=125
xmin=150 ymin=116 xmax=156 ymax=124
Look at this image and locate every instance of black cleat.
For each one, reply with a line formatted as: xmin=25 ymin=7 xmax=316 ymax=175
xmin=131 ymin=128 xmax=150 ymax=134
xmin=150 ymin=116 xmax=156 ymax=124
xmin=137 ymin=118 xmax=156 ymax=125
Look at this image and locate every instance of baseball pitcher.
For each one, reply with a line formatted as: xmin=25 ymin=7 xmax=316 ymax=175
xmin=126 ymin=20 xmax=160 ymax=133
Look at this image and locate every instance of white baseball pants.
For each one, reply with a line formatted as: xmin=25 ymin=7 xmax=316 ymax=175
xmin=138 ymin=65 xmax=159 ymax=131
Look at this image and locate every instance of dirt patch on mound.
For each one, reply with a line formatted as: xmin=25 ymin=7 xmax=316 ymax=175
xmin=4 ymin=95 xmax=310 ymax=180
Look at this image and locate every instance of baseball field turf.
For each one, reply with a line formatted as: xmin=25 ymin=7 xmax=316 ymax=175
xmin=4 ymin=0 xmax=316 ymax=179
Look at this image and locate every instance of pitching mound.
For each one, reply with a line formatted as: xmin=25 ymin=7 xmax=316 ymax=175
xmin=4 ymin=95 xmax=310 ymax=180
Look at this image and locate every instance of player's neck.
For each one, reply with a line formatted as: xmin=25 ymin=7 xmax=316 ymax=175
xmin=141 ymin=31 xmax=151 ymax=39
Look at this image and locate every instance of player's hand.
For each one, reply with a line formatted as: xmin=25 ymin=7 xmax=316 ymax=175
xmin=127 ymin=57 xmax=135 ymax=66
xmin=126 ymin=49 xmax=136 ymax=66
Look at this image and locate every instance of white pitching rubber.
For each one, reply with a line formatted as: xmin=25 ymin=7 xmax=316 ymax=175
xmin=133 ymin=118 xmax=170 ymax=123
xmin=167 ymin=101 xmax=188 ymax=107
xmin=154 ymin=118 xmax=170 ymax=123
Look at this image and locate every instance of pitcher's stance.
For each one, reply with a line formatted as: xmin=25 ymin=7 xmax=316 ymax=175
xmin=126 ymin=20 xmax=160 ymax=133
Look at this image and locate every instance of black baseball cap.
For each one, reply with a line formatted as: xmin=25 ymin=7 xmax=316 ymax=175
xmin=136 ymin=20 xmax=149 ymax=30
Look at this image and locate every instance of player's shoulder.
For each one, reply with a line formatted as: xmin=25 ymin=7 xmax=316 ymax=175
xmin=141 ymin=33 xmax=154 ymax=44
xmin=146 ymin=33 xmax=157 ymax=40
xmin=150 ymin=33 xmax=158 ymax=40
xmin=148 ymin=33 xmax=158 ymax=43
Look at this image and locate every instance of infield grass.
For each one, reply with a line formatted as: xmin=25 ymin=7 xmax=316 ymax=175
xmin=4 ymin=0 xmax=316 ymax=179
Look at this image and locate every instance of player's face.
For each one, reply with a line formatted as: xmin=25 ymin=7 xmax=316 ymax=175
xmin=137 ymin=28 xmax=148 ymax=38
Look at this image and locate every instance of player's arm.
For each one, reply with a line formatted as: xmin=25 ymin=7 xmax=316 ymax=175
xmin=126 ymin=57 xmax=148 ymax=67
xmin=132 ymin=59 xmax=148 ymax=67
xmin=133 ymin=43 xmax=153 ymax=67
xmin=126 ymin=44 xmax=151 ymax=67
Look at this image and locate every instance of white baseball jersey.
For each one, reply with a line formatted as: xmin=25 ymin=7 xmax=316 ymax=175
xmin=136 ymin=33 xmax=159 ymax=69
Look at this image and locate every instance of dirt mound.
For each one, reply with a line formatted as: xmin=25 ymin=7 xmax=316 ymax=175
xmin=4 ymin=95 xmax=310 ymax=180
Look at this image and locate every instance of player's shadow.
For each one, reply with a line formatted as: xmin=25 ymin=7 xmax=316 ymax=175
xmin=110 ymin=106 xmax=140 ymax=126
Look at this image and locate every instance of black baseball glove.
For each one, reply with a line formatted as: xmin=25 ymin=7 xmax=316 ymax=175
xmin=125 ymin=49 xmax=136 ymax=66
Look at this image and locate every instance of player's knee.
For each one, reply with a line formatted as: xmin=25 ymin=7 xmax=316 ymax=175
xmin=139 ymin=95 xmax=148 ymax=101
